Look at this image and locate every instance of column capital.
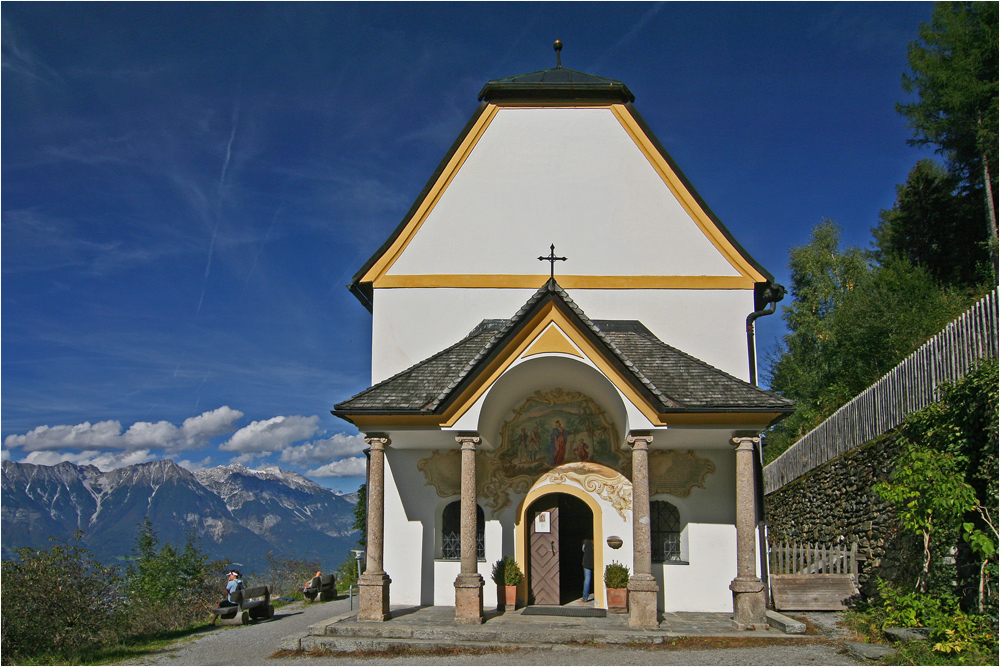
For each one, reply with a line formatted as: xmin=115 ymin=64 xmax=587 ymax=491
xmin=455 ymin=433 xmax=480 ymax=450
xmin=364 ymin=434 xmax=391 ymax=451
xmin=626 ymin=432 xmax=653 ymax=450
xmin=730 ymin=434 xmax=760 ymax=451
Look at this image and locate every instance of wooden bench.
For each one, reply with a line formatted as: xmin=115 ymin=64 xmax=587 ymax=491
xmin=210 ymin=585 xmax=275 ymax=625
xmin=303 ymin=574 xmax=336 ymax=602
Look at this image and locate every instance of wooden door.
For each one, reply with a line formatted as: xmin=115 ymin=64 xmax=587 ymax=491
xmin=529 ymin=496 xmax=560 ymax=605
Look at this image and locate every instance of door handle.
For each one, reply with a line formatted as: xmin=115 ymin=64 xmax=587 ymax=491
xmin=551 ymin=541 xmax=555 ymax=555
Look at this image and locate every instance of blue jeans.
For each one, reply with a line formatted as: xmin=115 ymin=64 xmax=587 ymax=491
xmin=582 ymin=567 xmax=593 ymax=601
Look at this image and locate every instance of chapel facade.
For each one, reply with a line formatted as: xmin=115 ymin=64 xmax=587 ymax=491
xmin=334 ymin=51 xmax=793 ymax=629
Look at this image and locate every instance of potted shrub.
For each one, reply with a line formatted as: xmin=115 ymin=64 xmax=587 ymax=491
xmin=604 ymin=561 xmax=630 ymax=613
xmin=502 ymin=556 xmax=523 ymax=609
xmin=490 ymin=558 xmax=506 ymax=610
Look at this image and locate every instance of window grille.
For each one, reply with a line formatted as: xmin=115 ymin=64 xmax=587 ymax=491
xmin=441 ymin=501 xmax=485 ymax=560
xmin=650 ymin=500 xmax=683 ymax=562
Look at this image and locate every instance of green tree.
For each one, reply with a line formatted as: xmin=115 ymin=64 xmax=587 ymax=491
xmin=765 ymin=221 xmax=975 ymax=461
xmin=353 ymin=482 xmax=367 ymax=549
xmin=897 ymin=1 xmax=999 ymax=252
xmin=873 ymin=159 xmax=989 ymax=286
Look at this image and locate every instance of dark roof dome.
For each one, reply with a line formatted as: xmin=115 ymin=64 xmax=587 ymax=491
xmin=478 ymin=66 xmax=635 ymax=103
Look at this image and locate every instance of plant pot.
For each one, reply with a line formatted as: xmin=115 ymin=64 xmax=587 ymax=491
xmin=496 ymin=584 xmax=506 ymax=610
xmin=504 ymin=585 xmax=518 ymax=609
xmin=606 ymin=587 xmax=628 ymax=613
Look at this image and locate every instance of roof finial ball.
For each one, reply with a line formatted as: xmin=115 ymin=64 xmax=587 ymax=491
xmin=554 ymin=39 xmax=562 ymax=68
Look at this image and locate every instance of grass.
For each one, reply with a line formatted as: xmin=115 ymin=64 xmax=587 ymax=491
xmin=8 ymin=622 xmax=216 ymax=666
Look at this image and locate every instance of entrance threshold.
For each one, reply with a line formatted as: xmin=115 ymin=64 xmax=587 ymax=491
xmin=522 ymin=603 xmax=607 ymax=618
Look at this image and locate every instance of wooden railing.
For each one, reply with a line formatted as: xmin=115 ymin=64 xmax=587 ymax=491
xmin=764 ymin=290 xmax=998 ymax=494
xmin=770 ymin=541 xmax=858 ymax=576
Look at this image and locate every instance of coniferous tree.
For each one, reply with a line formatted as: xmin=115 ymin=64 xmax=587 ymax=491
xmin=897 ymin=1 xmax=999 ymax=257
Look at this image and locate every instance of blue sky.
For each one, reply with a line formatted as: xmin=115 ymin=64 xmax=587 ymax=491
xmin=2 ymin=2 xmax=937 ymax=492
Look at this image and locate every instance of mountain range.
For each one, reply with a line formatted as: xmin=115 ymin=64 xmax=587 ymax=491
xmin=1 ymin=459 xmax=359 ymax=573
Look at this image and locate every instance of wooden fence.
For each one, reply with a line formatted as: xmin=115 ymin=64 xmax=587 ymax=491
xmin=769 ymin=541 xmax=858 ymax=576
xmin=764 ymin=290 xmax=998 ymax=494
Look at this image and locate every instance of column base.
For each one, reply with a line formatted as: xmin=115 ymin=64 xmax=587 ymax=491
xmin=627 ymin=575 xmax=660 ymax=629
xmin=730 ymin=577 xmax=767 ymax=630
xmin=454 ymin=573 xmax=484 ymax=624
xmin=358 ymin=572 xmax=392 ymax=622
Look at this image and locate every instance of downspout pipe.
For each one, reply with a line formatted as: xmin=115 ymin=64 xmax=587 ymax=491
xmin=745 ymin=282 xmax=785 ymax=608
xmin=746 ymin=283 xmax=785 ymax=386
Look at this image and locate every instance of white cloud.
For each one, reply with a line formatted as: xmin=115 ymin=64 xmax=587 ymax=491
xmin=306 ymin=456 xmax=367 ymax=478
xmin=4 ymin=406 xmax=245 ymax=454
xmin=280 ymin=432 xmax=365 ymax=466
xmin=174 ymin=456 xmax=214 ymax=471
xmin=20 ymin=448 xmax=157 ymax=470
xmin=220 ymin=415 xmax=319 ymax=454
xmin=1 ymin=449 xmax=11 ymax=461
xmin=4 ymin=420 xmax=125 ymax=451
xmin=182 ymin=406 xmax=243 ymax=439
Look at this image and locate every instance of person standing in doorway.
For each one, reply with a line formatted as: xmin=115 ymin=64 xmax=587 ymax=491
xmin=581 ymin=538 xmax=594 ymax=603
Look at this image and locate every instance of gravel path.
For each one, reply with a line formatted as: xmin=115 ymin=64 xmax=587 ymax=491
xmin=125 ymin=599 xmax=861 ymax=666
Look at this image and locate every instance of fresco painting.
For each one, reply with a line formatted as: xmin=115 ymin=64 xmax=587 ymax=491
xmin=497 ymin=388 xmax=625 ymax=476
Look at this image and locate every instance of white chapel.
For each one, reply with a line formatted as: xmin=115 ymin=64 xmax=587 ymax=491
xmin=334 ymin=45 xmax=793 ymax=629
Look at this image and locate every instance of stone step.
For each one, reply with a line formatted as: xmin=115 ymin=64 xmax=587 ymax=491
xmin=311 ymin=622 xmax=664 ymax=645
xmin=300 ymin=635 xmax=557 ymax=654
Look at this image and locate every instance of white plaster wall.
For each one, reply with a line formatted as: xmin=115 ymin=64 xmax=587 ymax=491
xmin=383 ymin=449 xmax=503 ymax=608
xmin=650 ymin=448 xmax=738 ymax=612
xmin=387 ymin=107 xmax=739 ymax=278
xmin=371 ymin=287 xmax=754 ymax=383
xmin=654 ymin=523 xmax=738 ymax=612
xmin=381 ymin=455 xmax=424 ymax=607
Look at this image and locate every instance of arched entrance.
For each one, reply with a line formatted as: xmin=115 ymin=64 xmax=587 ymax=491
xmin=526 ymin=492 xmax=594 ymax=605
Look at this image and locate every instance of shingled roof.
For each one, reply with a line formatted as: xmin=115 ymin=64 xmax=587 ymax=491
xmin=333 ymin=280 xmax=794 ymax=423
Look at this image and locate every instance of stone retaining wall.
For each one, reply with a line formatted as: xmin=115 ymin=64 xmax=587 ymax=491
xmin=764 ymin=434 xmax=919 ymax=597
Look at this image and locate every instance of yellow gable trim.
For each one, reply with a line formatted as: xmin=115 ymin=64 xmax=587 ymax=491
xmin=373 ymin=274 xmax=754 ymax=290
xmin=522 ymin=323 xmax=583 ymax=359
xmin=609 ymin=105 xmax=768 ymax=283
xmin=440 ymin=302 xmax=667 ymax=427
xmin=359 ymin=104 xmax=500 ymax=285
xmin=360 ymin=103 xmax=766 ymax=289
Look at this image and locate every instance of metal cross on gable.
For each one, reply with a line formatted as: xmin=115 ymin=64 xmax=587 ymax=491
xmin=538 ymin=244 xmax=567 ymax=279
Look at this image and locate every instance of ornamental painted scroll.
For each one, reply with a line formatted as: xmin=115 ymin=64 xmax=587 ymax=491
xmin=540 ymin=462 xmax=633 ymax=521
xmin=648 ymin=450 xmax=716 ymax=497
xmin=418 ymin=389 xmax=628 ymax=512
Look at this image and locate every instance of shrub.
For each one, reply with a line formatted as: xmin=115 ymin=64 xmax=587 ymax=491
xmin=1 ymin=534 xmax=123 ymax=665
xmin=604 ymin=561 xmax=630 ymax=589
xmin=502 ymin=557 xmax=523 ymax=586
xmin=123 ymin=519 xmax=223 ymax=632
xmin=490 ymin=558 xmax=505 ymax=585
xmin=262 ymin=551 xmax=321 ymax=598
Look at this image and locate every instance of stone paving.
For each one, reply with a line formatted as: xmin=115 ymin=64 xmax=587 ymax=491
xmin=280 ymin=604 xmax=811 ymax=653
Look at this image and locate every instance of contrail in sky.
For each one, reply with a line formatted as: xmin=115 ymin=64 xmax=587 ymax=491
xmin=197 ymin=95 xmax=241 ymax=315
xmin=589 ymin=2 xmax=665 ymax=72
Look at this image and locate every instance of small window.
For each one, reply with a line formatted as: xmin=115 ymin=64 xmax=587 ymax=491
xmin=441 ymin=501 xmax=485 ymax=560
xmin=650 ymin=500 xmax=683 ymax=563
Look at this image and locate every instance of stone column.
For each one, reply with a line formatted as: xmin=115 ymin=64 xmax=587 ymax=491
xmin=730 ymin=434 xmax=767 ymax=629
xmin=358 ymin=435 xmax=391 ymax=622
xmin=454 ymin=434 xmax=484 ymax=624
xmin=626 ymin=432 xmax=659 ymax=629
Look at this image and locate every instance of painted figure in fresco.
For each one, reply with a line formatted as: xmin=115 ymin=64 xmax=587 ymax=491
xmin=572 ymin=437 xmax=590 ymax=462
xmin=530 ymin=426 xmax=542 ymax=460
xmin=551 ymin=420 xmax=568 ymax=466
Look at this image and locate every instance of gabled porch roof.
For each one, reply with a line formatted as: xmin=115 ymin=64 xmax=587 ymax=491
xmin=333 ymin=280 xmax=793 ymax=428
